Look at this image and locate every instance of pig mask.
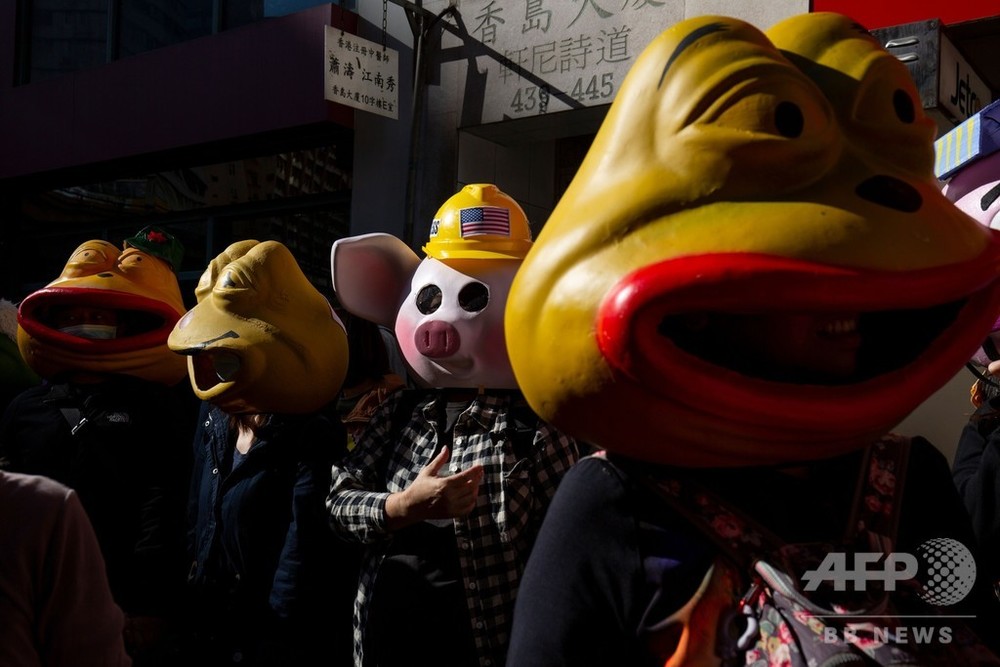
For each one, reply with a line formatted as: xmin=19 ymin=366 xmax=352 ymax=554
xmin=332 ymin=184 xmax=532 ymax=390
xmin=941 ymin=99 xmax=1000 ymax=232
xmin=952 ymin=151 xmax=1000 ymax=367
xmin=939 ymin=105 xmax=1000 ymax=367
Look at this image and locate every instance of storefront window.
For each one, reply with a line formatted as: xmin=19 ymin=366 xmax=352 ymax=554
xmin=222 ymin=0 xmax=265 ymax=30
xmin=27 ymin=0 xmax=108 ymax=83
xmin=18 ymin=0 xmax=315 ymax=84
xmin=119 ymin=1 xmax=212 ymax=59
xmin=13 ymin=144 xmax=352 ymax=300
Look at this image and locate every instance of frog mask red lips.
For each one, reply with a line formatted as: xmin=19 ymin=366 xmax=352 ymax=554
xmin=168 ymin=240 xmax=348 ymax=415
xmin=504 ymin=13 xmax=1000 ymax=467
xmin=17 ymin=227 xmax=187 ymax=386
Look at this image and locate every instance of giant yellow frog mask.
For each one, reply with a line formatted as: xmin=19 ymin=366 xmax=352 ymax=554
xmin=168 ymin=240 xmax=348 ymax=415
xmin=505 ymin=13 xmax=1000 ymax=467
xmin=17 ymin=228 xmax=187 ymax=385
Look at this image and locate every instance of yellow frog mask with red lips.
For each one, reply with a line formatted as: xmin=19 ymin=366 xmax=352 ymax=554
xmin=505 ymin=13 xmax=1000 ymax=467
xmin=17 ymin=237 xmax=187 ymax=385
xmin=168 ymin=240 xmax=348 ymax=415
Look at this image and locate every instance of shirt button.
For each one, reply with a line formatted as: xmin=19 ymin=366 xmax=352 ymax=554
xmin=204 ymin=419 xmax=211 ymax=427
xmin=476 ymin=621 xmax=484 ymax=629
xmin=212 ymin=467 xmax=219 ymax=475
xmin=468 ymin=581 xmax=477 ymax=590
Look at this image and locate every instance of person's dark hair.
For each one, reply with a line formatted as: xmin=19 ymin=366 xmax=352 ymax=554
xmin=968 ymin=364 xmax=1000 ymax=441
xmin=969 ymin=362 xmax=1000 ymax=405
xmin=341 ymin=311 xmax=392 ymax=389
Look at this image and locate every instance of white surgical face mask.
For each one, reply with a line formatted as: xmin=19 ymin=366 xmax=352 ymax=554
xmin=60 ymin=324 xmax=118 ymax=340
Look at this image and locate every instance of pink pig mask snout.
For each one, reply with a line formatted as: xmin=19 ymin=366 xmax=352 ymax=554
xmin=415 ymin=320 xmax=462 ymax=358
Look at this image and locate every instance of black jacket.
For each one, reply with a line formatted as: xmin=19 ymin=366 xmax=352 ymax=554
xmin=953 ymin=397 xmax=1000 ymax=581
xmin=0 ymin=375 xmax=196 ymax=617
xmin=511 ymin=439 xmax=1000 ymax=665
xmin=185 ymin=402 xmax=356 ymax=666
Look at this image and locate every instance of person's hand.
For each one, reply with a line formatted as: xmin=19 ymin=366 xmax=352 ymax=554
xmin=385 ymin=447 xmax=483 ymax=529
xmin=988 ymin=360 xmax=1000 ymax=377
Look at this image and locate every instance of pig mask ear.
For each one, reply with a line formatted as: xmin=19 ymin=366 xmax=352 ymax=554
xmin=331 ymin=233 xmax=422 ymax=328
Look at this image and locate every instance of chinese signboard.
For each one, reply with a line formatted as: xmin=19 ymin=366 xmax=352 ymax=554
xmin=464 ymin=0 xmax=802 ymax=124
xmin=324 ymin=27 xmax=399 ymax=119
xmin=472 ymin=0 xmax=680 ymax=122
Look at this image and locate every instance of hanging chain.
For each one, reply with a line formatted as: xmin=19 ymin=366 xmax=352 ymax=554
xmin=382 ymin=0 xmax=388 ymax=51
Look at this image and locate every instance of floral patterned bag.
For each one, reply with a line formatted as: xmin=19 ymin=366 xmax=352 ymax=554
xmin=637 ymin=435 xmax=1000 ymax=667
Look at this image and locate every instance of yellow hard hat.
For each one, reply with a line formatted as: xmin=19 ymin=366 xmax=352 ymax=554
xmin=423 ymin=184 xmax=533 ymax=260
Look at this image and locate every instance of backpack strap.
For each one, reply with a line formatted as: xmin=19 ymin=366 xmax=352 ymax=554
xmin=504 ymin=393 xmax=541 ymax=459
xmin=41 ymin=383 xmax=90 ymax=435
xmin=631 ymin=467 xmax=782 ymax=568
xmin=846 ymin=433 xmax=911 ymax=553
xmin=630 ymin=434 xmax=911 ymax=617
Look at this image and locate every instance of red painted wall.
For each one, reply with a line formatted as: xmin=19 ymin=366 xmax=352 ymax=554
xmin=813 ymin=0 xmax=997 ymax=29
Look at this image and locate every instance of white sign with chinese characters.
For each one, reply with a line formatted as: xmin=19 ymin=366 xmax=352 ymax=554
xmin=460 ymin=0 xmax=803 ymax=123
xmin=324 ymin=27 xmax=399 ymax=119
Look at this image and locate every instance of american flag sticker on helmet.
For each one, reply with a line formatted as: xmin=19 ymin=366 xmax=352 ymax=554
xmin=459 ymin=206 xmax=510 ymax=237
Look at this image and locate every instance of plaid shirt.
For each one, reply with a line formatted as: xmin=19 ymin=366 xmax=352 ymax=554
xmin=327 ymin=389 xmax=579 ymax=667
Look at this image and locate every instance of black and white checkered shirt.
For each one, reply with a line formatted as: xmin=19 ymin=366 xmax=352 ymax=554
xmin=327 ymin=389 xmax=579 ymax=667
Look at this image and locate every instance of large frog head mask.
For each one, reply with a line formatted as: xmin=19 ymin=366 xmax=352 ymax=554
xmin=168 ymin=240 xmax=348 ymax=414
xmin=505 ymin=13 xmax=1000 ymax=467
xmin=17 ymin=228 xmax=187 ymax=385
